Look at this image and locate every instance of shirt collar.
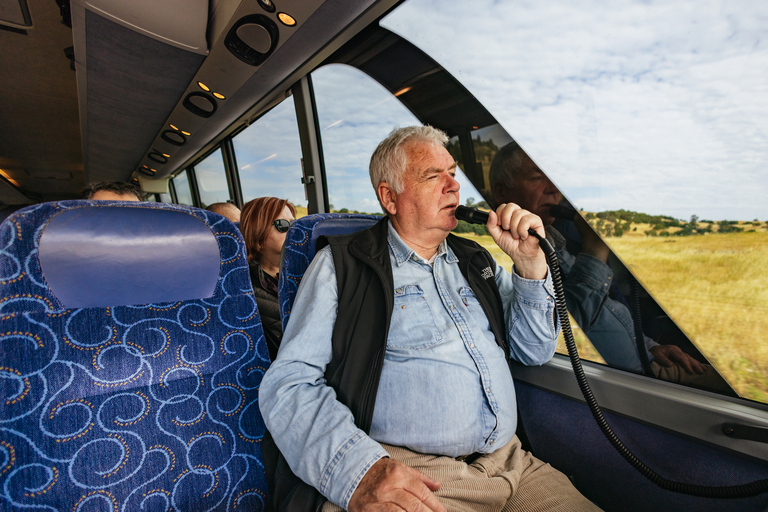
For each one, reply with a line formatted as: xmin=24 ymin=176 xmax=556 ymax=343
xmin=386 ymin=220 xmax=458 ymax=266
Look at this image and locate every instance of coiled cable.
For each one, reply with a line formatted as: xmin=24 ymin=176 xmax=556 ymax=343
xmin=532 ymin=230 xmax=768 ymax=499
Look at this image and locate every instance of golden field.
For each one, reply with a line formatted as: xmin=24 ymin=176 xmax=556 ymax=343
xmin=458 ymin=229 xmax=768 ymax=403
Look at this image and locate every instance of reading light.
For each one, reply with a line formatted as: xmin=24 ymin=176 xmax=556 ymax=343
xmin=197 ymin=81 xmax=211 ymax=92
xmin=213 ymin=92 xmax=226 ymax=100
xmin=169 ymin=124 xmax=179 ymax=131
xmin=394 ymin=87 xmax=412 ymax=97
xmin=0 ymin=169 xmax=20 ymax=186
xmin=181 ymin=130 xmax=191 ymax=136
xmin=162 ymin=153 xmax=170 ymax=158
xmin=278 ymin=13 xmax=296 ymax=26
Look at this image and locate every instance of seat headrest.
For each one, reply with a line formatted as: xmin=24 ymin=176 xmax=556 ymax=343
xmin=0 ymin=201 xmax=246 ymax=311
xmin=278 ymin=213 xmax=382 ymax=329
xmin=38 ymin=206 xmax=220 ymax=308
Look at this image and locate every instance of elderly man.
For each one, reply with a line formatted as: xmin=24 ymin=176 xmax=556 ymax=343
xmin=260 ymin=126 xmax=600 ymax=511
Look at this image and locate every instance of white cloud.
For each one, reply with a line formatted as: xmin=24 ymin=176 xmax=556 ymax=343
xmin=382 ymin=0 xmax=768 ymax=219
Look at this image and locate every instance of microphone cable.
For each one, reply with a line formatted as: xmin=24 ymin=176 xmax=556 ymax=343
xmin=455 ymin=205 xmax=768 ymax=498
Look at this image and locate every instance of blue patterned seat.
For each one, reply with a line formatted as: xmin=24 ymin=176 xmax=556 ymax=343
xmin=0 ymin=201 xmax=270 ymax=511
xmin=277 ymin=213 xmax=382 ymax=331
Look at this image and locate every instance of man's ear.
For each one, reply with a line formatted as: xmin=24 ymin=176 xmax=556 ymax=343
xmin=377 ymin=182 xmax=397 ymax=216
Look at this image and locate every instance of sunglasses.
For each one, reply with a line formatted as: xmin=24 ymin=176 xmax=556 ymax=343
xmin=272 ymin=219 xmax=294 ymax=233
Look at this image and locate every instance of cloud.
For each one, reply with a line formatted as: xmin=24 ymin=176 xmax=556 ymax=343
xmin=382 ymin=0 xmax=768 ymax=220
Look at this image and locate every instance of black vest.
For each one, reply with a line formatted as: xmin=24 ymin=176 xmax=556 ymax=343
xmin=267 ymin=218 xmax=508 ymax=511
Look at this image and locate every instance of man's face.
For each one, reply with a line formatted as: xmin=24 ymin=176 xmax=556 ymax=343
xmin=494 ymin=154 xmax=560 ymax=226
xmin=386 ymin=142 xmax=460 ymax=238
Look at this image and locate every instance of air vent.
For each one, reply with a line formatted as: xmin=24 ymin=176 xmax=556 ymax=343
xmin=224 ymin=14 xmax=279 ymax=66
xmin=147 ymin=151 xmax=168 ymax=164
xmin=183 ymin=92 xmax=217 ymax=118
xmin=161 ymin=130 xmax=187 ymax=146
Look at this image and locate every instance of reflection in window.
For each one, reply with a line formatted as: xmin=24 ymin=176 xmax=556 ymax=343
xmin=172 ymin=171 xmax=193 ymax=206
xmin=233 ymin=96 xmax=306 ymax=213
xmin=384 ymin=0 xmax=768 ymax=402
xmin=195 ymin=148 xmax=229 ymax=207
xmin=158 ymin=193 xmax=171 ymax=203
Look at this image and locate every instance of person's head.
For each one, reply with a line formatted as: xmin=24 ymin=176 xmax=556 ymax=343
xmin=489 ymin=141 xmax=560 ymax=226
xmin=206 ymin=202 xmax=241 ymax=223
xmin=83 ymin=181 xmax=142 ymax=201
xmin=370 ymin=126 xmax=460 ymax=242
xmin=240 ymin=197 xmax=296 ymax=264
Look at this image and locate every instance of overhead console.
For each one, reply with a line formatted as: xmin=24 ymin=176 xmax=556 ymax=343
xmin=70 ymin=0 xmax=383 ymax=191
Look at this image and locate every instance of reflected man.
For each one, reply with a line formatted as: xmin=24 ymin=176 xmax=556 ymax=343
xmin=489 ymin=141 xmax=717 ymax=383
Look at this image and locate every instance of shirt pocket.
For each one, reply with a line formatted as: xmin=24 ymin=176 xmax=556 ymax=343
xmin=460 ymin=287 xmax=491 ymax=332
xmin=389 ymin=285 xmax=442 ymax=350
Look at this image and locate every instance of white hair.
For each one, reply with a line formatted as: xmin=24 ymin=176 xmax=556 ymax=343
xmin=369 ymin=126 xmax=450 ymax=200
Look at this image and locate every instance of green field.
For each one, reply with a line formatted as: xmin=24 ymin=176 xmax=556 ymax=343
xmin=457 ymin=231 xmax=768 ymax=403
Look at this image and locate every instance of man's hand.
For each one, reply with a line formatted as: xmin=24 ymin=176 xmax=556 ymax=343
xmin=348 ymin=458 xmax=446 ymax=512
xmin=487 ymin=203 xmax=548 ymax=280
xmin=649 ymin=345 xmax=708 ymax=375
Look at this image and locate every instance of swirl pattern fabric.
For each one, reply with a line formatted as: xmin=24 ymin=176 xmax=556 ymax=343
xmin=0 ymin=201 xmax=270 ymax=511
xmin=277 ymin=213 xmax=382 ymax=331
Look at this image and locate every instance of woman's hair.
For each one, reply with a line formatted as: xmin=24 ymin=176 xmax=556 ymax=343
xmin=240 ymin=197 xmax=296 ymax=263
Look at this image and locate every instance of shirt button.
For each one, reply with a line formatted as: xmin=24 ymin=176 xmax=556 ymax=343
xmin=470 ymin=343 xmax=475 ymax=348
xmin=450 ymin=305 xmax=454 ymax=309
xmin=490 ymin=440 xmax=494 ymax=446
xmin=396 ymin=288 xmax=402 ymax=293
xmin=401 ymin=305 xmax=406 ymax=309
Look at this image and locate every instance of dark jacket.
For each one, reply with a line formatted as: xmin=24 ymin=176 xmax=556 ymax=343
xmin=249 ymin=260 xmax=282 ymax=361
xmin=267 ymin=218 xmax=507 ymax=511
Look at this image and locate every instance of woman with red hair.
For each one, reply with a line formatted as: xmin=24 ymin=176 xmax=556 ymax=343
xmin=240 ymin=197 xmax=296 ymax=360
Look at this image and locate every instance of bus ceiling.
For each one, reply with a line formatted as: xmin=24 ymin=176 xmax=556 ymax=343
xmin=0 ymin=0 xmax=400 ymax=204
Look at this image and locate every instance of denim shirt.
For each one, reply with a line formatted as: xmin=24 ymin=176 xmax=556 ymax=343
xmin=259 ymin=223 xmax=558 ymax=509
xmin=550 ymin=226 xmax=657 ymax=373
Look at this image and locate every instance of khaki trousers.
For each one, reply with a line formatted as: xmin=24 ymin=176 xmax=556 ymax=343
xmin=323 ymin=436 xmax=601 ymax=512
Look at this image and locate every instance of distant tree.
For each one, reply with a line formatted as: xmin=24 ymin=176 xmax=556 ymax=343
xmin=717 ymin=221 xmax=743 ymax=234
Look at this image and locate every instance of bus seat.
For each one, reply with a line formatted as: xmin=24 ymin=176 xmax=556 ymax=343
xmin=0 ymin=201 xmax=270 ymax=511
xmin=278 ymin=213 xmax=381 ymax=331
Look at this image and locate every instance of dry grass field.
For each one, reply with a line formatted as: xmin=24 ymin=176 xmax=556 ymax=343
xmin=457 ymin=227 xmax=768 ymax=403
xmin=608 ymin=230 xmax=768 ymax=403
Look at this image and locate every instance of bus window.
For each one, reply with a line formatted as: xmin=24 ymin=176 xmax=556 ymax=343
xmin=172 ymin=170 xmax=193 ymax=206
xmin=158 ymin=192 xmax=172 ymax=203
xmin=233 ymin=96 xmax=307 ymax=213
xmin=312 ymin=64 xmax=479 ymax=214
xmin=194 ymin=148 xmax=229 ymax=207
xmin=383 ymin=0 xmax=768 ymax=401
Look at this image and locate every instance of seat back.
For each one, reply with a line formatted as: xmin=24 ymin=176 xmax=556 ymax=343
xmin=0 ymin=201 xmax=270 ymax=511
xmin=277 ymin=213 xmax=381 ymax=330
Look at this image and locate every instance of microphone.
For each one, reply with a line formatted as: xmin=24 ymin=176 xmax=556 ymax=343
xmin=549 ymin=204 xmax=577 ymax=222
xmin=454 ymin=205 xmax=555 ymax=257
xmin=455 ymin=205 xmax=489 ymax=225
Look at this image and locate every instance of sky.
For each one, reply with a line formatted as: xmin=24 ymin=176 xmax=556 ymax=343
xmin=206 ymin=0 xmax=768 ymax=220
xmin=382 ymin=0 xmax=768 ymax=220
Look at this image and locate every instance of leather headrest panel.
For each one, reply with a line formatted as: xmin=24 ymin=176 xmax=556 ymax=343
xmin=38 ymin=206 xmax=220 ymax=308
